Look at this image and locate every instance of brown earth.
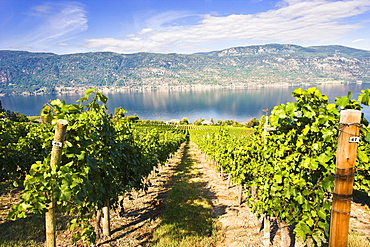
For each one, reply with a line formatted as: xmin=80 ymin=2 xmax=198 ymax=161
xmin=0 ymin=141 xmax=369 ymax=246
xmin=93 ymin=141 xmax=369 ymax=247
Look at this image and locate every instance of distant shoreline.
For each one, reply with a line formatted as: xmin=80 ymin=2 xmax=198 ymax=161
xmin=1 ymin=81 xmax=363 ymax=97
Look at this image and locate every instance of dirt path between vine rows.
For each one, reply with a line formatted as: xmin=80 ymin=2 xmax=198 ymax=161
xmin=1 ymin=141 xmax=368 ymax=246
xmin=90 ymin=141 xmax=370 ymax=247
xmin=93 ymin=141 xmax=265 ymax=247
xmin=192 ymin=142 xmax=370 ymax=247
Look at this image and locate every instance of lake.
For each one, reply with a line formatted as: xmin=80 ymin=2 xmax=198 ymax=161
xmin=1 ymin=84 xmax=370 ymax=123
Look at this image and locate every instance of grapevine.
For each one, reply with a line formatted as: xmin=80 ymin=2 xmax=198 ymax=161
xmin=7 ymin=89 xmax=187 ymax=245
xmin=190 ymin=87 xmax=370 ymax=246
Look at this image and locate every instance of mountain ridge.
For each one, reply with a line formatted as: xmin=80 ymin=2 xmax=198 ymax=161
xmin=1 ymin=44 xmax=369 ymax=95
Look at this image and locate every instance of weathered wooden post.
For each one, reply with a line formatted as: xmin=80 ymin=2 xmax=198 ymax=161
xmin=238 ymin=185 xmax=243 ymax=205
xmin=227 ymin=173 xmax=231 ymax=188
xmin=263 ymin=216 xmax=270 ymax=247
xmin=102 ymin=200 xmax=111 ymax=236
xmin=329 ymin=109 xmax=361 ymax=247
xmin=46 ymin=119 xmax=68 ymax=247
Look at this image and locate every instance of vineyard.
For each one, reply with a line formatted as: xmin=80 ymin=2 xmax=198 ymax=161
xmin=1 ymin=89 xmax=188 ymax=246
xmin=0 ymin=87 xmax=370 ymax=246
xmin=189 ymin=88 xmax=370 ymax=246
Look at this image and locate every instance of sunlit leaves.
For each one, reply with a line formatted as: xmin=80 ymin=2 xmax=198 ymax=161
xmin=358 ymin=89 xmax=370 ymax=106
xmin=336 ymin=95 xmax=350 ymax=109
xmin=6 ymin=89 xmax=188 ymax=245
xmin=191 ymin=87 xmax=370 ymax=246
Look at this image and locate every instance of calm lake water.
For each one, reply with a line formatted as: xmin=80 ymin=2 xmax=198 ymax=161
xmin=1 ymin=84 xmax=370 ymax=123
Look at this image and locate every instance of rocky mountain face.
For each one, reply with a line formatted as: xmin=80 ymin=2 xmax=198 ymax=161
xmin=0 ymin=44 xmax=369 ymax=95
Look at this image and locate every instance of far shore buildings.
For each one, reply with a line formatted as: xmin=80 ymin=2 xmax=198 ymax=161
xmin=201 ymin=120 xmax=213 ymax=125
xmin=165 ymin=119 xmax=213 ymax=125
xmin=165 ymin=119 xmax=180 ymax=124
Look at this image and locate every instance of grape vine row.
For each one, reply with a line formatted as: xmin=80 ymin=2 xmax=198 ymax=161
xmin=3 ymin=89 xmax=187 ymax=245
xmin=190 ymin=87 xmax=370 ymax=246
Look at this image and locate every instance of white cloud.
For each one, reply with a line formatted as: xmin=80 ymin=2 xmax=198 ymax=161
xmin=138 ymin=28 xmax=154 ymax=35
xmin=85 ymin=0 xmax=370 ymax=53
xmin=30 ymin=5 xmax=53 ymax=16
xmin=352 ymin=38 xmax=364 ymax=43
xmin=143 ymin=10 xmax=194 ymax=29
xmin=16 ymin=2 xmax=87 ymax=51
xmin=12 ymin=46 xmax=32 ymax=50
xmin=57 ymin=42 xmax=70 ymax=46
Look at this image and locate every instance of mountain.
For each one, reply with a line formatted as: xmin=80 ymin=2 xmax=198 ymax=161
xmin=0 ymin=44 xmax=369 ymax=95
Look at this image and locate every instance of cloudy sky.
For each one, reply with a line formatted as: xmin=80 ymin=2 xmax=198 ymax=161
xmin=0 ymin=0 xmax=369 ymax=54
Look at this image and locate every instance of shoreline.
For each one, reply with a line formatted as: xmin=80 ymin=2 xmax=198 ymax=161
xmin=1 ymin=83 xmax=369 ymax=120
xmin=0 ymin=81 xmax=364 ymax=97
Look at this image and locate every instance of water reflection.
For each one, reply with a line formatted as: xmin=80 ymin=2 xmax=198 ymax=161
xmin=1 ymin=84 xmax=369 ymax=122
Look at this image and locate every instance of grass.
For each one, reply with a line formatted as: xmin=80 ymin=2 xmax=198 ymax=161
xmin=0 ymin=181 xmax=45 ymax=247
xmin=149 ymin=142 xmax=219 ymax=247
xmin=0 ymin=214 xmax=45 ymax=247
xmin=27 ymin=116 xmax=40 ymax=122
xmin=226 ymin=126 xmax=253 ymax=137
xmin=348 ymin=231 xmax=370 ymax=247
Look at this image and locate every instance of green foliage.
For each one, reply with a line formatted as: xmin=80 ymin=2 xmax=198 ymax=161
xmin=122 ymin=114 xmax=140 ymax=123
xmin=0 ymin=121 xmax=52 ymax=183
xmin=40 ymin=104 xmax=54 ymax=123
xmin=1 ymin=45 xmax=370 ymax=95
xmin=215 ymin=119 xmax=244 ymax=127
xmin=190 ymin=87 xmax=370 ymax=246
xmin=179 ymin=118 xmax=189 ymax=125
xmin=0 ymin=100 xmax=29 ymax=122
xmin=245 ymin=117 xmax=259 ymax=128
xmin=150 ymin=142 xmax=218 ymax=246
xmin=358 ymin=89 xmax=370 ymax=105
xmin=5 ymin=89 xmax=188 ymax=245
xmin=113 ymin=107 xmax=127 ymax=118
xmin=193 ymin=118 xmax=205 ymax=125
xmin=137 ymin=119 xmax=165 ymax=125
xmin=354 ymin=89 xmax=370 ymax=196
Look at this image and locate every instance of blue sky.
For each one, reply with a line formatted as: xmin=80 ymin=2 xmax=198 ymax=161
xmin=1 ymin=0 xmax=370 ymax=54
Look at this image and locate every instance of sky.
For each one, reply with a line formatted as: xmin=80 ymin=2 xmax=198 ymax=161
xmin=0 ymin=0 xmax=370 ymax=55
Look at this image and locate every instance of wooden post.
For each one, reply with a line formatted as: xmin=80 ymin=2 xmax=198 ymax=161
xmin=102 ymin=200 xmax=111 ymax=236
xmin=279 ymin=221 xmax=290 ymax=247
xmin=329 ymin=109 xmax=361 ymax=247
xmin=263 ymin=216 xmax=270 ymax=247
xmin=46 ymin=119 xmax=68 ymax=247
xmin=227 ymin=173 xmax=231 ymax=188
xmin=252 ymin=186 xmax=258 ymax=200
xmin=95 ymin=209 xmax=102 ymax=238
xmin=238 ymin=185 xmax=243 ymax=205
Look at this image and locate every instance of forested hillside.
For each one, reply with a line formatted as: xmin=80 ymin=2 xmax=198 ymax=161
xmin=1 ymin=44 xmax=370 ymax=95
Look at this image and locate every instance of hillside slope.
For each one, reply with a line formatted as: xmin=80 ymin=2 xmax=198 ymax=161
xmin=0 ymin=44 xmax=369 ymax=95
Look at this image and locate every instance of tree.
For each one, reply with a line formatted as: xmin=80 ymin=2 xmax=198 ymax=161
xmin=114 ymin=107 xmax=127 ymax=118
xmin=124 ymin=115 xmax=139 ymax=122
xmin=0 ymin=100 xmax=28 ymax=122
xmin=0 ymin=100 xmax=4 ymax=113
xmin=179 ymin=118 xmax=189 ymax=125
xmin=193 ymin=118 xmax=205 ymax=125
xmin=7 ymin=111 xmax=28 ymax=122
xmin=245 ymin=118 xmax=259 ymax=128
xmin=40 ymin=105 xmax=54 ymax=123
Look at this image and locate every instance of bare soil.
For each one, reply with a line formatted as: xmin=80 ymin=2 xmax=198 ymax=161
xmin=93 ymin=141 xmax=369 ymax=246
xmin=1 ymin=141 xmax=369 ymax=246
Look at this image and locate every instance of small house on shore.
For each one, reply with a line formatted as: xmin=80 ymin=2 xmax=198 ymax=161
xmin=201 ymin=120 xmax=213 ymax=125
xmin=165 ymin=119 xmax=180 ymax=124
